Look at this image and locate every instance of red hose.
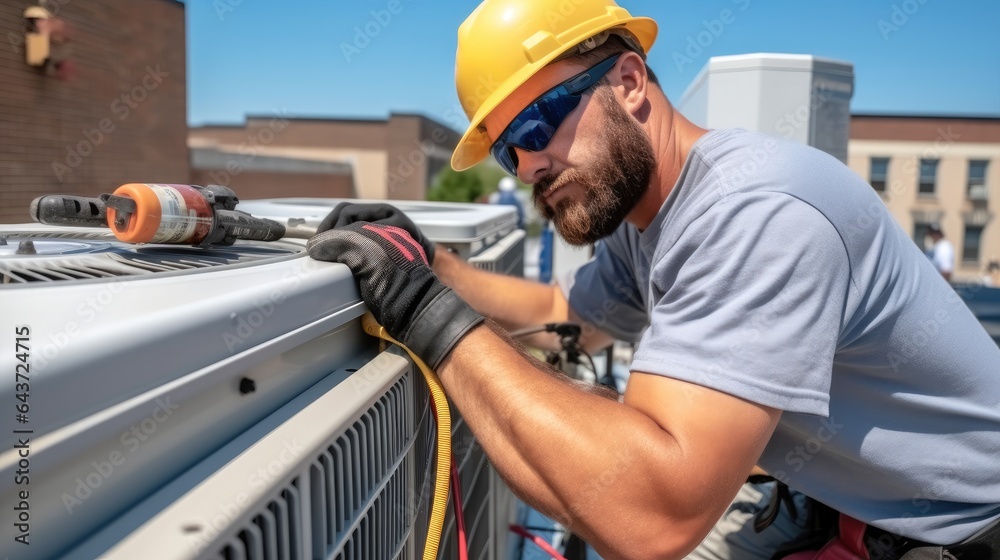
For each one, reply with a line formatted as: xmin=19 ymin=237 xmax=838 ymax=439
xmin=510 ymin=524 xmax=569 ymax=560
xmin=451 ymin=458 xmax=469 ymax=560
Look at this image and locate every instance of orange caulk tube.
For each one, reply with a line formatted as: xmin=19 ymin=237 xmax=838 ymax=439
xmin=105 ymin=184 xmax=214 ymax=244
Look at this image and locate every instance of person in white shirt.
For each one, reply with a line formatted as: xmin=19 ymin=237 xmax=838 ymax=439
xmin=927 ymin=223 xmax=955 ymax=281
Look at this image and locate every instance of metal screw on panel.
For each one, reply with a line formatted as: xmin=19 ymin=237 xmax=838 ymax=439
xmin=16 ymin=240 xmax=36 ymax=255
xmin=239 ymin=377 xmax=256 ymax=395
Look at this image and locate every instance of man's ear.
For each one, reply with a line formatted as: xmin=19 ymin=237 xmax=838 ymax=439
xmin=614 ymin=51 xmax=650 ymax=117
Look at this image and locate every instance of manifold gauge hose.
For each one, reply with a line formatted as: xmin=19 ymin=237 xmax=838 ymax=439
xmin=361 ymin=313 xmax=451 ymax=560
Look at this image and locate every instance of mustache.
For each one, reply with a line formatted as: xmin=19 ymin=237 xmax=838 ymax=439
xmin=533 ymin=169 xmax=584 ymax=201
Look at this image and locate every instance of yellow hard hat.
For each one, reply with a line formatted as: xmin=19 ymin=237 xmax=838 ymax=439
xmin=23 ymin=6 xmax=52 ymax=19
xmin=451 ymin=0 xmax=657 ymax=171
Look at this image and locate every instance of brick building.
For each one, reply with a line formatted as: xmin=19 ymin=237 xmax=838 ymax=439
xmin=189 ymin=113 xmax=461 ymax=201
xmin=0 ymin=0 xmax=188 ymax=223
xmin=848 ymin=115 xmax=1000 ymax=284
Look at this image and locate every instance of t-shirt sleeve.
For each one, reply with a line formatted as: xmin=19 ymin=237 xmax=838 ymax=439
xmin=631 ymin=192 xmax=851 ymax=416
xmin=559 ymin=229 xmax=648 ymax=343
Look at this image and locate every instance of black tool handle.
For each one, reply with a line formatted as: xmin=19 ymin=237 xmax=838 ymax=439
xmin=29 ymin=195 xmax=109 ymax=227
xmin=208 ymin=209 xmax=286 ymax=246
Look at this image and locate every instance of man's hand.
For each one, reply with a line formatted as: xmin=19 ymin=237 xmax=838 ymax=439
xmin=307 ymin=221 xmax=482 ymax=369
xmin=317 ymin=202 xmax=436 ymax=264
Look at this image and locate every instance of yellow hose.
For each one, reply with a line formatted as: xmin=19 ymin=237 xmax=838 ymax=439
xmin=361 ymin=313 xmax=451 ymax=560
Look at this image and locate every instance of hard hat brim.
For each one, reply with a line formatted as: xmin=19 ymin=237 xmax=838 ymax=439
xmin=23 ymin=6 xmax=52 ymax=19
xmin=451 ymin=16 xmax=658 ymax=172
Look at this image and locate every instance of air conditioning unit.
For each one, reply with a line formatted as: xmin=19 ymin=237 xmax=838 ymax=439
xmin=677 ymin=53 xmax=855 ymax=163
xmin=969 ymin=184 xmax=989 ymax=201
xmin=237 ymin=198 xmax=526 ymax=278
xmin=0 ymin=199 xmax=521 ymax=560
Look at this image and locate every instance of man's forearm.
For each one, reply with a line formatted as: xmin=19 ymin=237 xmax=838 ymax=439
xmin=433 ymin=246 xmax=568 ymax=330
xmin=434 ymin=247 xmax=616 ymax=352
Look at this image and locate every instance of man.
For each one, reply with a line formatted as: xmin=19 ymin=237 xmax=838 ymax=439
xmin=307 ymin=1 xmax=1000 ymax=558
xmin=927 ymin=223 xmax=955 ymax=281
xmin=492 ymin=176 xmax=526 ymax=230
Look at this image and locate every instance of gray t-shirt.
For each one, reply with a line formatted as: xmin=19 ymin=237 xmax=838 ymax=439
xmin=561 ymin=128 xmax=1000 ymax=544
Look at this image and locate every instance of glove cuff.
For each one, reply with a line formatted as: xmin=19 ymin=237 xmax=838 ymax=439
xmin=404 ymin=287 xmax=484 ymax=370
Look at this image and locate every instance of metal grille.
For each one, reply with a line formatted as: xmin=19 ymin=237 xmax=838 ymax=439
xmin=469 ymin=230 xmax=525 ymax=278
xmin=0 ymin=240 xmax=298 ymax=284
xmin=216 ymin=376 xmax=419 ymax=560
xmin=453 ymin=410 xmax=515 ymax=560
xmin=1 ymin=229 xmax=116 ymax=240
xmin=220 ymin=480 xmax=304 ymax=560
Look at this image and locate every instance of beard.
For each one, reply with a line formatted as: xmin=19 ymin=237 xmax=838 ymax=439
xmin=533 ymin=86 xmax=656 ymax=246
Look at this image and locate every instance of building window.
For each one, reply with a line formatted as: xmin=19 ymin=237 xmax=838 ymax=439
xmin=963 ymin=225 xmax=984 ymax=263
xmin=918 ymin=159 xmax=938 ymax=196
xmin=968 ymin=160 xmax=989 ymax=200
xmin=870 ymin=157 xmax=889 ymax=192
xmin=913 ymin=222 xmax=933 ymax=248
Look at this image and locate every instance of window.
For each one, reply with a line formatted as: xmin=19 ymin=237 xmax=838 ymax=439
xmin=918 ymin=159 xmax=938 ymax=195
xmin=968 ymin=160 xmax=989 ymax=200
xmin=870 ymin=157 xmax=889 ymax=192
xmin=963 ymin=225 xmax=984 ymax=263
xmin=913 ymin=222 xmax=933 ymax=248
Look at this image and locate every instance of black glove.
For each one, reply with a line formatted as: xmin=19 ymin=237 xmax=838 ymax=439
xmin=317 ymin=202 xmax=436 ymax=264
xmin=307 ymin=221 xmax=483 ymax=369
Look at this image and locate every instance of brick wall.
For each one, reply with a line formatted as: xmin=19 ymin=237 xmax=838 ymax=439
xmin=0 ymin=0 xmax=188 ymax=223
xmin=191 ymin=114 xmax=461 ymax=200
xmin=852 ymin=115 xmax=1000 ymax=143
xmin=190 ymin=169 xmax=354 ymax=201
xmin=385 ymin=113 xmax=461 ymax=200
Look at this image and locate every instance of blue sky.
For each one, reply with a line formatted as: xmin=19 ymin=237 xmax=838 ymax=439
xmin=186 ymin=0 xmax=1000 ymax=130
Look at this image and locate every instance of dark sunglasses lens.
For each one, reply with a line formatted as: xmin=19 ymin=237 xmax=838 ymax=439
xmin=496 ymin=145 xmax=517 ymax=176
xmin=492 ymin=92 xmax=583 ymax=174
xmin=515 ymin=90 xmax=579 ymax=150
xmin=511 ymin=120 xmax=556 ymax=152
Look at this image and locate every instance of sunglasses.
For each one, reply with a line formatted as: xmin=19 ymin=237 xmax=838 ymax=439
xmin=490 ymin=54 xmax=622 ymax=177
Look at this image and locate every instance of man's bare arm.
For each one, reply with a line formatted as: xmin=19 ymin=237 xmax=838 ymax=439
xmin=438 ymin=323 xmax=781 ymax=560
xmin=433 ymin=247 xmax=615 ymax=352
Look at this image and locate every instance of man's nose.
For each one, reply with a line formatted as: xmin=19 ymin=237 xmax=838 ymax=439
xmin=514 ymin=147 xmax=551 ymax=185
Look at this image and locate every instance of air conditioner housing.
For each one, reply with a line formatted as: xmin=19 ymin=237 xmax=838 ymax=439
xmin=0 ymin=199 xmax=521 ymax=560
xmin=678 ymin=53 xmax=855 ymax=163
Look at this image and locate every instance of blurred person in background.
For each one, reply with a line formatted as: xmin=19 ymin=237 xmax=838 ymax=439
xmin=926 ymin=223 xmax=955 ymax=281
xmin=491 ymin=176 xmax=526 ymax=230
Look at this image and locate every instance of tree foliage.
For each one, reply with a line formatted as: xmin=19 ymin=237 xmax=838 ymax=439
xmin=427 ymin=161 xmax=531 ymax=204
xmin=427 ymin=167 xmax=485 ymax=203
